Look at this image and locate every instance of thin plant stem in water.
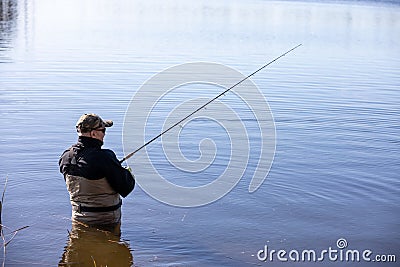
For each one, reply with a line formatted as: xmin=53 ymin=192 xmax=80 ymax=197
xmin=0 ymin=176 xmax=29 ymax=267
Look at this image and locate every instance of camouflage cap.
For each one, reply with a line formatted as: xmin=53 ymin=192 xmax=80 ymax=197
xmin=76 ymin=113 xmax=113 ymax=133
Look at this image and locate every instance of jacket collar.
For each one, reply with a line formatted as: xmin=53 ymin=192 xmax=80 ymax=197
xmin=78 ymin=136 xmax=103 ymax=148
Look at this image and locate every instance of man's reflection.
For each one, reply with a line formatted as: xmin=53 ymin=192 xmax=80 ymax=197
xmin=59 ymin=222 xmax=134 ymax=267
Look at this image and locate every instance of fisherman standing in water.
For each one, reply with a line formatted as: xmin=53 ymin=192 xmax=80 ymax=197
xmin=59 ymin=113 xmax=135 ymax=229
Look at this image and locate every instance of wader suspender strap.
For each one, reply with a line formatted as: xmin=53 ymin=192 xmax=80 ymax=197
xmin=68 ymin=147 xmax=77 ymax=165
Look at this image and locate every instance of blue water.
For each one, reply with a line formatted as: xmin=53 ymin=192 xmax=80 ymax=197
xmin=0 ymin=0 xmax=399 ymax=266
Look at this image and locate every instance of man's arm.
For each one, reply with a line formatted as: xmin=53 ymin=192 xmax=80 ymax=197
xmin=101 ymin=149 xmax=135 ymax=197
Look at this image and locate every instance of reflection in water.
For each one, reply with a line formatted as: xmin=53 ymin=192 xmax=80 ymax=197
xmin=59 ymin=222 xmax=134 ymax=267
xmin=0 ymin=0 xmax=18 ymax=61
xmin=0 ymin=0 xmax=18 ymax=28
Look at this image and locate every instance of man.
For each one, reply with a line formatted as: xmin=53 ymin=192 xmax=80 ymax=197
xmin=59 ymin=113 xmax=135 ymax=227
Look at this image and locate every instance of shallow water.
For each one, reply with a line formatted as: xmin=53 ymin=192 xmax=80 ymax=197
xmin=0 ymin=0 xmax=399 ymax=266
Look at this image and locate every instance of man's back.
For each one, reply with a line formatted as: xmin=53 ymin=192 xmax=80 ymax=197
xmin=59 ymin=114 xmax=135 ymax=226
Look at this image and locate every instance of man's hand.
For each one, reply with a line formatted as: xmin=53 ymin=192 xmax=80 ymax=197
xmin=124 ymin=166 xmax=132 ymax=173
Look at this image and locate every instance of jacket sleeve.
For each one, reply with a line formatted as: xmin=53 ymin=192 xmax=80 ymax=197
xmin=59 ymin=148 xmax=73 ymax=175
xmin=101 ymin=149 xmax=135 ymax=198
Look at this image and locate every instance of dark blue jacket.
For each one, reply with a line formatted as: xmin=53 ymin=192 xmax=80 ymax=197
xmin=59 ymin=136 xmax=135 ymax=197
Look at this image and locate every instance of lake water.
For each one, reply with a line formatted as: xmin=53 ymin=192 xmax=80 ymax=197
xmin=0 ymin=0 xmax=399 ymax=266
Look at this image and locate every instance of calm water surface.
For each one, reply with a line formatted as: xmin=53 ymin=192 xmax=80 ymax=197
xmin=0 ymin=0 xmax=399 ymax=266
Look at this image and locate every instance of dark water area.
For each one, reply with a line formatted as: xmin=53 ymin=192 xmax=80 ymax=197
xmin=0 ymin=0 xmax=399 ymax=266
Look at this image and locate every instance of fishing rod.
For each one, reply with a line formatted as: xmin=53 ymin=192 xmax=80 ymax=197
xmin=120 ymin=44 xmax=302 ymax=163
